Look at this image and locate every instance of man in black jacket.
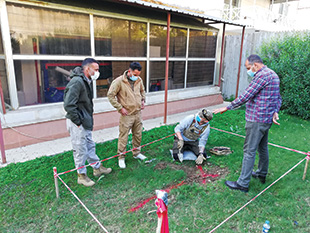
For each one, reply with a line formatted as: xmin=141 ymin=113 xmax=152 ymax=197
xmin=64 ymin=58 xmax=112 ymax=187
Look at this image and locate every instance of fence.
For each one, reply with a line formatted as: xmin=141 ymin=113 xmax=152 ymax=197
xmin=221 ymin=30 xmax=309 ymax=99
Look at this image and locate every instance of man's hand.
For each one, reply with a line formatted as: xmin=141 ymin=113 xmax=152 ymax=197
xmin=120 ymin=108 xmax=128 ymax=116
xmin=177 ymin=139 xmax=184 ymax=150
xmin=213 ymin=107 xmax=228 ymax=115
xmin=195 ymin=153 xmax=206 ymax=165
xmin=272 ymin=112 xmax=280 ymax=125
xmin=141 ymin=100 xmax=145 ymax=110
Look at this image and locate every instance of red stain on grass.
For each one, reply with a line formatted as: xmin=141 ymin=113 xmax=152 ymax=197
xmin=196 ymin=165 xmax=219 ymax=184
xmin=128 ymin=181 xmax=185 ymax=212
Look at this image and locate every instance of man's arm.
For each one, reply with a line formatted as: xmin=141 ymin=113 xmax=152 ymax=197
xmin=63 ymin=80 xmax=82 ymax=126
xmin=107 ymin=79 xmax=123 ymax=111
xmin=228 ymin=76 xmax=269 ymax=110
xmin=214 ymin=76 xmax=269 ymax=114
xmin=198 ymin=125 xmax=210 ymax=152
xmin=174 ymin=115 xmax=194 ymax=137
xmin=140 ymin=79 xmax=146 ymax=110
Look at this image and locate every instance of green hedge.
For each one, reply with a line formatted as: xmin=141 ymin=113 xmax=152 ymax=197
xmin=260 ymin=32 xmax=310 ymax=119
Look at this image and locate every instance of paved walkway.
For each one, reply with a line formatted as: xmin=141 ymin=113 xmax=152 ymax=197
xmin=0 ymin=102 xmax=228 ymax=167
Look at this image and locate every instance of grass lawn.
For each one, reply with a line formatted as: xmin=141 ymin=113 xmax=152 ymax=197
xmin=1 ymin=108 xmax=309 ymax=232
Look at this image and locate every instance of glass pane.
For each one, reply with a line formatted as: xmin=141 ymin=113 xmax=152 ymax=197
xmin=170 ymin=27 xmax=187 ymax=57
xmin=187 ymin=61 xmax=214 ymax=87
xmin=7 ymin=4 xmax=90 ymax=55
xmin=94 ymin=17 xmax=147 ymax=57
xmin=150 ymin=25 xmax=187 ymax=58
xmin=97 ymin=61 xmax=146 ymax=97
xmin=189 ymin=30 xmax=217 ymax=58
xmin=149 ymin=61 xmax=185 ymax=92
xmin=14 ymin=60 xmax=87 ymax=106
xmin=0 ymin=29 xmax=3 ymax=54
xmin=0 ymin=60 xmax=11 ymax=111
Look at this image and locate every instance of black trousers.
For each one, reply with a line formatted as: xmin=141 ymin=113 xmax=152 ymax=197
xmin=172 ymin=137 xmax=200 ymax=157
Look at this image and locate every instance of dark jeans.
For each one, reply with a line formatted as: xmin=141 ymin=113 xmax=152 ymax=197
xmin=172 ymin=137 xmax=199 ymax=157
xmin=237 ymin=121 xmax=272 ymax=188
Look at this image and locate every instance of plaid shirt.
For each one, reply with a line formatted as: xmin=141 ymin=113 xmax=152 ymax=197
xmin=227 ymin=66 xmax=282 ymax=124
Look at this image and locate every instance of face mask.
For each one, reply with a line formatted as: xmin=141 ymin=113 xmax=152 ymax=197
xmin=91 ymin=71 xmax=100 ymax=81
xmin=196 ymin=114 xmax=201 ymax=123
xmin=247 ymin=66 xmax=256 ymax=78
xmin=129 ymin=75 xmax=138 ymax=81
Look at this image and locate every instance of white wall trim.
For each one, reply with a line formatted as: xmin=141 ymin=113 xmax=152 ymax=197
xmin=0 ymin=0 xmax=18 ymax=109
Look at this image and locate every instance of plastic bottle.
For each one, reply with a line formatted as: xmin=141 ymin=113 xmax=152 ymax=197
xmin=262 ymin=220 xmax=270 ymax=233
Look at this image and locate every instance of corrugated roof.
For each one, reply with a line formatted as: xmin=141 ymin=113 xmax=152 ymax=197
xmin=117 ymin=0 xmax=246 ymax=27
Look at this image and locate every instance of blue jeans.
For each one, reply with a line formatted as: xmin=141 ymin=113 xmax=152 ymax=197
xmin=237 ymin=121 xmax=272 ymax=188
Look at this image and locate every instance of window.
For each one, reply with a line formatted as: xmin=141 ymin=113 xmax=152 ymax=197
xmin=94 ymin=17 xmax=147 ymax=57
xmin=189 ymin=30 xmax=217 ymax=58
xmin=149 ymin=61 xmax=185 ymax=91
xmin=7 ymin=4 xmax=90 ymax=55
xmin=13 ymin=60 xmax=84 ymax=105
xmin=187 ymin=61 xmax=214 ymax=87
xmin=5 ymin=3 xmax=219 ymax=107
xmin=150 ymin=24 xmax=187 ymax=57
xmin=96 ymin=61 xmax=146 ymax=98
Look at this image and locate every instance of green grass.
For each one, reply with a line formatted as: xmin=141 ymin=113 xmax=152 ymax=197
xmin=1 ymin=109 xmax=310 ymax=232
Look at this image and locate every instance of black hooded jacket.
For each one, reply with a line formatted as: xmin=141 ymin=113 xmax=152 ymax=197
xmin=63 ymin=67 xmax=94 ymax=130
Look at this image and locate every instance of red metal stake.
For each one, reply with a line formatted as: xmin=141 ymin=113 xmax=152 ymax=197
xmin=0 ymin=118 xmax=6 ymax=164
xmin=163 ymin=13 xmax=171 ymax=124
xmin=218 ymin=23 xmax=226 ymax=88
xmin=235 ymin=26 xmax=245 ymax=98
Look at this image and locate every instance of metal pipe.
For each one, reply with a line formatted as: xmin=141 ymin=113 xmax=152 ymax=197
xmin=0 ymin=117 xmax=6 ymax=164
xmin=218 ymin=23 xmax=226 ymax=88
xmin=163 ymin=13 xmax=171 ymax=124
xmin=235 ymin=26 xmax=245 ymax=98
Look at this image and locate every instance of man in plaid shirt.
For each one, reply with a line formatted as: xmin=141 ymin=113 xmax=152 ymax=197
xmin=213 ymin=54 xmax=282 ymax=192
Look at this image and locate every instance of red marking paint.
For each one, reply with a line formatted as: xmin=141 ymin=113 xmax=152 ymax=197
xmin=128 ymin=181 xmax=185 ymax=213
xmin=197 ymin=165 xmax=219 ymax=184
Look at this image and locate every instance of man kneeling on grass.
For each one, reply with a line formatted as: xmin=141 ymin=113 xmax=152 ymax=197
xmin=172 ymin=109 xmax=213 ymax=165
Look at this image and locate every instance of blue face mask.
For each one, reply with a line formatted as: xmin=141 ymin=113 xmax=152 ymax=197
xmin=196 ymin=115 xmax=201 ymax=123
xmin=129 ymin=75 xmax=138 ymax=81
xmin=247 ymin=66 xmax=256 ymax=78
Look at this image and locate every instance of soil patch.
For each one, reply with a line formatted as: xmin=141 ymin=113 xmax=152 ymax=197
xmin=154 ymin=162 xmax=229 ymax=185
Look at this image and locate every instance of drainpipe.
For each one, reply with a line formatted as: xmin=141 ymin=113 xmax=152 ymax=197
xmin=0 ymin=118 xmax=6 ymax=164
xmin=163 ymin=13 xmax=171 ymax=124
xmin=0 ymin=75 xmax=6 ymax=164
xmin=235 ymin=26 xmax=245 ymax=98
xmin=218 ymin=23 xmax=226 ymax=88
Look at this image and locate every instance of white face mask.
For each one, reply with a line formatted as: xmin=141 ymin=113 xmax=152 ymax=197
xmin=91 ymin=71 xmax=100 ymax=80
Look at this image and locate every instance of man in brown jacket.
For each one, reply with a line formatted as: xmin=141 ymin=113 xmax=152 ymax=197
xmin=107 ymin=62 xmax=147 ymax=168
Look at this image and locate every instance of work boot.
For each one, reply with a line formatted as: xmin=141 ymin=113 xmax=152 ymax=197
xmin=77 ymin=173 xmax=95 ymax=187
xmin=119 ymin=158 xmax=126 ymax=169
xmin=93 ymin=164 xmax=112 ymax=177
xmin=252 ymin=171 xmax=266 ymax=184
xmin=134 ymin=153 xmax=147 ymax=160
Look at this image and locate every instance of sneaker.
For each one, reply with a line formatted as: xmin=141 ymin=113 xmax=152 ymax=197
xmin=134 ymin=153 xmax=147 ymax=160
xmin=77 ymin=173 xmax=95 ymax=187
xmin=93 ymin=164 xmax=112 ymax=177
xmin=119 ymin=158 xmax=126 ymax=169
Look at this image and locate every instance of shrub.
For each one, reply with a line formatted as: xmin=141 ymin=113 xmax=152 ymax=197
xmin=260 ymin=32 xmax=310 ymax=119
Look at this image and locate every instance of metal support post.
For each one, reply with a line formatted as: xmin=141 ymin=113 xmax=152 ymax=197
xmin=163 ymin=13 xmax=171 ymax=124
xmin=53 ymin=167 xmax=59 ymax=198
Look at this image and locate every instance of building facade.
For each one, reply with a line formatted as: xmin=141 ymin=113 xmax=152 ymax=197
xmin=0 ymin=0 xmax=244 ymax=149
